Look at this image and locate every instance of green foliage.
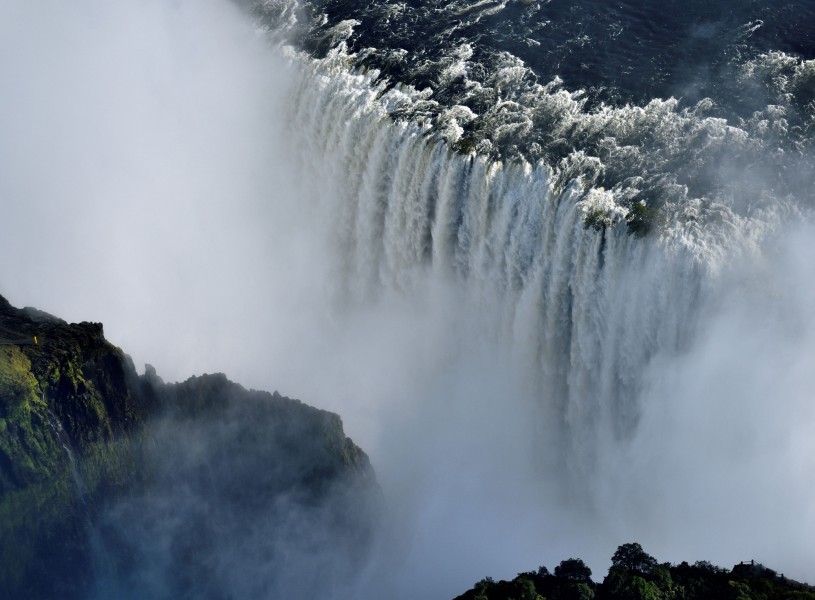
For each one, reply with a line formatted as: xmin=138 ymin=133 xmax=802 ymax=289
xmin=555 ymin=559 xmax=593 ymax=583
xmin=454 ymin=561 xmax=597 ymax=600
xmin=650 ymin=565 xmax=674 ymax=598
xmin=454 ymin=137 xmax=478 ymax=155
xmin=0 ymin=300 xmax=156 ymax=597
xmin=692 ymin=560 xmax=726 ymax=574
xmin=568 ymin=583 xmax=596 ymax=600
xmin=0 ymin=346 xmax=40 ymax=412
xmin=457 ymin=547 xmax=815 ymax=600
xmin=727 ymin=580 xmax=755 ymax=600
xmin=0 ymin=335 xmax=144 ymax=598
xmin=611 ymin=543 xmax=658 ymax=576
xmin=517 ymin=576 xmax=542 ymax=600
xmin=0 ymin=468 xmax=79 ymax=592
xmin=584 ymin=207 xmax=614 ymax=231
xmin=0 ymin=294 xmax=380 ymax=600
xmin=625 ymin=200 xmax=661 ymax=237
xmin=0 ymin=347 xmax=64 ymax=490
xmin=627 ymin=576 xmax=663 ymax=600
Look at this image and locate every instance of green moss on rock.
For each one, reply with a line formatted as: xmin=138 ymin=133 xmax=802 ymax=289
xmin=0 ymin=347 xmax=65 ymax=491
xmin=454 ymin=137 xmax=478 ymax=155
xmin=625 ymin=201 xmax=662 ymax=237
xmin=0 ymin=294 xmax=379 ymax=600
xmin=0 ymin=298 xmax=147 ymax=598
xmin=0 ymin=346 xmax=39 ymax=410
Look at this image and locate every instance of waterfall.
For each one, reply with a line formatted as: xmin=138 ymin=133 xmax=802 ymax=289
xmin=47 ymin=402 xmax=126 ymax=594
xmin=5 ymin=0 xmax=813 ymax=590
xmin=46 ymin=407 xmax=90 ymax=505
xmin=267 ymin=47 xmax=815 ymax=582
xmin=280 ymin=47 xmax=799 ymax=482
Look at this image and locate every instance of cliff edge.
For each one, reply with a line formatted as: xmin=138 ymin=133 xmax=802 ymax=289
xmin=0 ymin=294 xmax=378 ymax=599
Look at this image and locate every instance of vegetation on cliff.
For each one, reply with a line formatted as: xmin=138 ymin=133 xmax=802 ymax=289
xmin=455 ymin=543 xmax=815 ymax=600
xmin=0 ymin=294 xmax=379 ymax=600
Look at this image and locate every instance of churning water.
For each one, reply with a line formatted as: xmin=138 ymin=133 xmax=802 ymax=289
xmin=250 ymin=0 xmax=815 ymax=590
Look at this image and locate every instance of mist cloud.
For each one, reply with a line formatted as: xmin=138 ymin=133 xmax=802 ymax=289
xmin=0 ymin=0 xmax=314 ymax=385
xmin=604 ymin=225 xmax=815 ymax=579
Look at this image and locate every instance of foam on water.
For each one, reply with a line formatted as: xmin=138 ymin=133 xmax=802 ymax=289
xmin=275 ymin=41 xmax=815 ymax=586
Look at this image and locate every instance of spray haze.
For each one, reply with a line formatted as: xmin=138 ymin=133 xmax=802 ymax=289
xmin=0 ymin=0 xmax=308 ymax=386
xmin=2 ymin=0 xmax=815 ymax=597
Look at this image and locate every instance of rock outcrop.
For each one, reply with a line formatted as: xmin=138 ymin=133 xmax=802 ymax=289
xmin=0 ymin=294 xmax=378 ymax=600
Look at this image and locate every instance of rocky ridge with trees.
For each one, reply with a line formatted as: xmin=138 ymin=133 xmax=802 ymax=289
xmin=454 ymin=543 xmax=814 ymax=600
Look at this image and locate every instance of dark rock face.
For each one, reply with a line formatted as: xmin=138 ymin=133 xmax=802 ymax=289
xmin=0 ymin=295 xmax=379 ymax=600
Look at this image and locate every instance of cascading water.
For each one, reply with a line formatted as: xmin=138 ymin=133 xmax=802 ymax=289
xmin=46 ymin=407 xmax=89 ymax=504
xmin=259 ymin=11 xmax=815 ymax=584
xmin=282 ymin=45 xmax=805 ymax=483
xmin=3 ymin=0 xmax=814 ymax=595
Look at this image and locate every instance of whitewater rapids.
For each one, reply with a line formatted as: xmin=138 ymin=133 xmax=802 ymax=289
xmin=279 ymin=42 xmax=815 ymax=588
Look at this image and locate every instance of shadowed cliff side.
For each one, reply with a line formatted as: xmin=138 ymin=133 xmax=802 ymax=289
xmin=0 ymin=294 xmax=379 ymax=600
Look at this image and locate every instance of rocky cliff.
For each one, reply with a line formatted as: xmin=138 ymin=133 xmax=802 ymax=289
xmin=0 ymin=294 xmax=378 ymax=600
